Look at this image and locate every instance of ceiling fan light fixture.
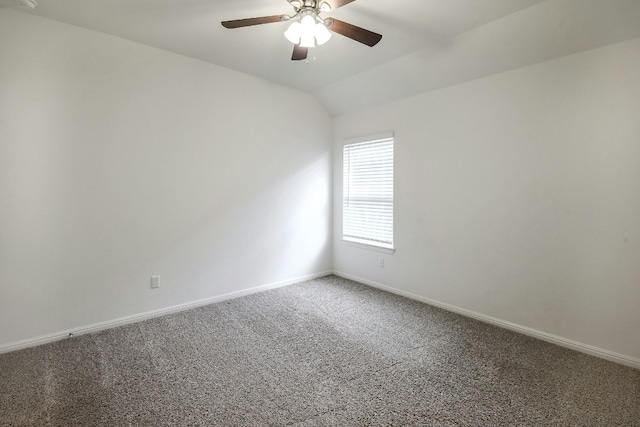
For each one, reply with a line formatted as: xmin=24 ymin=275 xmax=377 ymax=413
xmin=314 ymin=22 xmax=332 ymax=45
xmin=299 ymin=33 xmax=316 ymax=48
xmin=284 ymin=21 xmax=302 ymax=44
xmin=287 ymin=13 xmax=321 ymax=48
xmin=319 ymin=1 xmax=331 ymax=12
xmin=300 ymin=14 xmax=316 ymax=31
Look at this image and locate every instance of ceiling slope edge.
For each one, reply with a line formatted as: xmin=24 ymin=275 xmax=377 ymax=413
xmin=315 ymin=0 xmax=640 ymax=116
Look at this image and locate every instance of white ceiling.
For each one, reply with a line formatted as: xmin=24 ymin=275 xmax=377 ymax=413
xmin=3 ymin=0 xmax=640 ymax=115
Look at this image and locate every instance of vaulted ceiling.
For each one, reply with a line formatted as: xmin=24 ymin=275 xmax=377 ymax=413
xmin=2 ymin=0 xmax=640 ymax=115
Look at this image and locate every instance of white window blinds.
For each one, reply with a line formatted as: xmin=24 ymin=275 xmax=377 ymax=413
xmin=343 ymin=136 xmax=394 ymax=249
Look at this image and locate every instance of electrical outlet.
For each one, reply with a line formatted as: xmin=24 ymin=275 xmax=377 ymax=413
xmin=379 ymin=258 xmax=384 ymax=268
xmin=151 ymin=275 xmax=160 ymax=289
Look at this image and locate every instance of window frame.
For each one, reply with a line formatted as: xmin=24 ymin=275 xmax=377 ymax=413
xmin=341 ymin=132 xmax=395 ymax=254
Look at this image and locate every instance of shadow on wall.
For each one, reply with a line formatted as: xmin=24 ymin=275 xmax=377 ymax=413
xmin=272 ymin=153 xmax=332 ymax=277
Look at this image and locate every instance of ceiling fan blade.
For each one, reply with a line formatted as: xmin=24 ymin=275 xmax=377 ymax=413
xmin=292 ymin=44 xmax=308 ymax=61
xmin=221 ymin=15 xmax=286 ymax=29
xmin=324 ymin=0 xmax=357 ymax=10
xmin=326 ymin=18 xmax=382 ymax=47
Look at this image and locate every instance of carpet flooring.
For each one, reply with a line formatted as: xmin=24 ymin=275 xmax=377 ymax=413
xmin=1 ymin=275 xmax=639 ymax=426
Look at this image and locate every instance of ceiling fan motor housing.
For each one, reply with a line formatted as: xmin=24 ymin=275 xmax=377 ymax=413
xmin=289 ymin=0 xmax=331 ymax=14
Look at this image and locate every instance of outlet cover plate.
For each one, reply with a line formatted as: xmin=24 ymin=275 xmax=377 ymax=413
xmin=151 ymin=275 xmax=160 ymax=289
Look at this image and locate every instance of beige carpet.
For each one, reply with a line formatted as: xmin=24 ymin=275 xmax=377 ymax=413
xmin=1 ymin=275 xmax=639 ymax=426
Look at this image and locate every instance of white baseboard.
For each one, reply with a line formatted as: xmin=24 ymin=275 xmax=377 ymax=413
xmin=333 ymin=271 xmax=640 ymax=370
xmin=0 ymin=271 xmax=332 ymax=355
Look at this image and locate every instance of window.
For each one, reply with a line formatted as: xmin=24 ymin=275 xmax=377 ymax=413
xmin=343 ymin=134 xmax=394 ymax=250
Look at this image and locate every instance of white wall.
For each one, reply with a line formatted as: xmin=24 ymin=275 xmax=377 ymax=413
xmin=0 ymin=10 xmax=332 ymax=349
xmin=2 ymin=9 xmax=639 ymax=367
xmin=333 ymin=38 xmax=640 ymax=363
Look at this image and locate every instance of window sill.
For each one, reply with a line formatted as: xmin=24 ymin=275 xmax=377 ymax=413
xmin=341 ymin=239 xmax=396 ymax=254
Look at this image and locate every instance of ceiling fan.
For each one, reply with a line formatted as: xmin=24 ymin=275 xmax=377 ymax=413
xmin=221 ymin=0 xmax=382 ymax=61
